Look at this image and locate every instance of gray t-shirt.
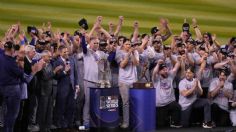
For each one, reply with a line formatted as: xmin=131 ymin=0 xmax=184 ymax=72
xmin=209 ymin=78 xmax=233 ymax=111
xmin=116 ymin=50 xmax=138 ymax=84
xmin=83 ymin=49 xmax=107 ymax=83
xmin=179 ymin=78 xmax=198 ymax=110
xmin=200 ymin=55 xmax=215 ymax=87
xmin=154 ymin=71 xmax=176 ymax=107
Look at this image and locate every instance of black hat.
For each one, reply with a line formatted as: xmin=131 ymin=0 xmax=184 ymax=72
xmin=14 ymin=45 xmax=20 ymax=51
xmin=199 ymin=46 xmax=206 ymax=51
xmin=152 ymin=39 xmax=161 ymax=44
xmin=230 ymin=37 xmax=236 ymax=44
xmin=159 ymin=63 xmax=167 ymax=71
xmin=182 ymin=23 xmax=190 ymax=32
xmin=220 ymin=48 xmax=228 ymax=56
xmin=4 ymin=41 xmax=14 ymax=49
xmin=187 ymin=38 xmax=196 ymax=45
xmin=74 ymin=30 xmax=82 ymax=36
xmin=43 ymin=31 xmax=51 ymax=37
xmin=78 ymin=18 xmax=88 ymax=30
xmin=186 ymin=66 xmax=195 ymax=73
xmin=99 ymin=40 xmax=107 ymax=46
xmin=219 ymin=68 xmax=230 ymax=76
xmin=176 ymin=42 xmax=184 ymax=47
xmin=195 ymin=40 xmax=204 ymax=45
xmin=27 ymin=26 xmax=38 ymax=36
xmin=175 ymin=38 xmax=183 ymax=45
xmin=109 ymin=37 xmax=117 ymax=43
xmin=163 ymin=45 xmax=171 ymax=50
xmin=151 ymin=27 xmax=159 ymax=34
xmin=37 ymin=39 xmax=48 ymax=45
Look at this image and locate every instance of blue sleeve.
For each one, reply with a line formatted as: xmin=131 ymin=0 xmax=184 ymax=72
xmin=23 ymin=73 xmax=34 ymax=83
xmin=0 ymin=49 xmax=3 ymax=54
xmin=24 ymin=36 xmax=28 ymax=43
xmin=30 ymin=38 xmax=36 ymax=45
xmin=107 ymin=51 xmax=116 ymax=62
xmin=81 ymin=36 xmax=87 ymax=54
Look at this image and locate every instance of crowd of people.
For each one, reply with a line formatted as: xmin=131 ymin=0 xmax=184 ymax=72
xmin=0 ymin=16 xmax=235 ymax=132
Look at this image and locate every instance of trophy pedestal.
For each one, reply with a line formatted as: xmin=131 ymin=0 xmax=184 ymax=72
xmin=90 ymin=87 xmax=120 ymax=129
xmin=129 ymin=84 xmax=156 ymax=132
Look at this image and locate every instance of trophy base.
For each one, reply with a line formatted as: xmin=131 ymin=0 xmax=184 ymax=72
xmin=133 ymin=82 xmax=153 ymax=88
xmin=98 ymin=80 xmax=111 ymax=88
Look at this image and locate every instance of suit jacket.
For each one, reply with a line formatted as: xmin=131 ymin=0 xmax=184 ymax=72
xmin=24 ymin=57 xmax=38 ymax=94
xmin=53 ymin=55 xmax=79 ymax=91
xmin=37 ymin=63 xmax=55 ymax=96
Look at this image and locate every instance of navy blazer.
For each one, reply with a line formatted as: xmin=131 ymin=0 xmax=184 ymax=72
xmin=53 ymin=55 xmax=79 ymax=90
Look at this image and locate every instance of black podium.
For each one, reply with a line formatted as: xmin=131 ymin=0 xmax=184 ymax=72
xmin=90 ymin=87 xmax=120 ymax=130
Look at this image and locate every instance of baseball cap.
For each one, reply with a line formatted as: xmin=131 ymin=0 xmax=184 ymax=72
xmin=78 ymin=18 xmax=88 ymax=30
xmin=159 ymin=63 xmax=167 ymax=71
xmin=151 ymin=27 xmax=159 ymax=34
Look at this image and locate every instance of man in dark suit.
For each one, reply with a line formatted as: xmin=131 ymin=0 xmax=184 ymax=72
xmin=36 ymin=50 xmax=63 ymax=132
xmin=54 ymin=45 xmax=80 ymax=129
xmin=20 ymin=45 xmax=39 ymax=132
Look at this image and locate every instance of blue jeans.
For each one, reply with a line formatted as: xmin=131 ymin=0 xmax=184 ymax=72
xmin=1 ymin=85 xmax=21 ymax=132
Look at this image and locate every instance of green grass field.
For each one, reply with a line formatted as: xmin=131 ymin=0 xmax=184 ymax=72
xmin=0 ymin=0 xmax=235 ymax=44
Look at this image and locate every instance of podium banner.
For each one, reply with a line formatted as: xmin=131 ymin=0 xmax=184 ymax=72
xmin=90 ymin=87 xmax=120 ymax=128
xmin=130 ymin=88 xmax=156 ymax=132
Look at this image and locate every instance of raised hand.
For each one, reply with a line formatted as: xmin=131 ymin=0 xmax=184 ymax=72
xmin=133 ymin=21 xmax=139 ymax=28
xmin=219 ymin=80 xmax=225 ymax=89
xmin=212 ymin=34 xmax=216 ymax=41
xmin=192 ymin=18 xmax=197 ymax=27
xmin=160 ymin=18 xmax=168 ymax=27
xmin=119 ymin=16 xmax=124 ymax=24
xmin=47 ymin=21 xmax=52 ymax=30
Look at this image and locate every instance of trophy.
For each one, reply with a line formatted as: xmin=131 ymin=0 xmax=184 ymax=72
xmin=134 ymin=62 xmax=153 ymax=88
xmin=98 ymin=58 xmax=111 ymax=88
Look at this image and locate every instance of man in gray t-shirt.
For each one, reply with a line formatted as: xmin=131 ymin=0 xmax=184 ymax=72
xmin=153 ymin=57 xmax=182 ymax=128
xmin=209 ymin=70 xmax=233 ymax=126
xmin=179 ymin=67 xmax=213 ymax=128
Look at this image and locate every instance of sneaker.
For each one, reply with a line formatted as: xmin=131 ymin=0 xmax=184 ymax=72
xmin=170 ymin=123 xmax=182 ymax=128
xmin=50 ymin=124 xmax=58 ymax=129
xmin=202 ymin=122 xmax=213 ymax=129
xmin=28 ymin=124 xmax=40 ymax=131
xmin=120 ymin=123 xmax=129 ymax=129
xmin=79 ymin=123 xmax=89 ymax=130
xmin=0 ymin=121 xmax=3 ymax=127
